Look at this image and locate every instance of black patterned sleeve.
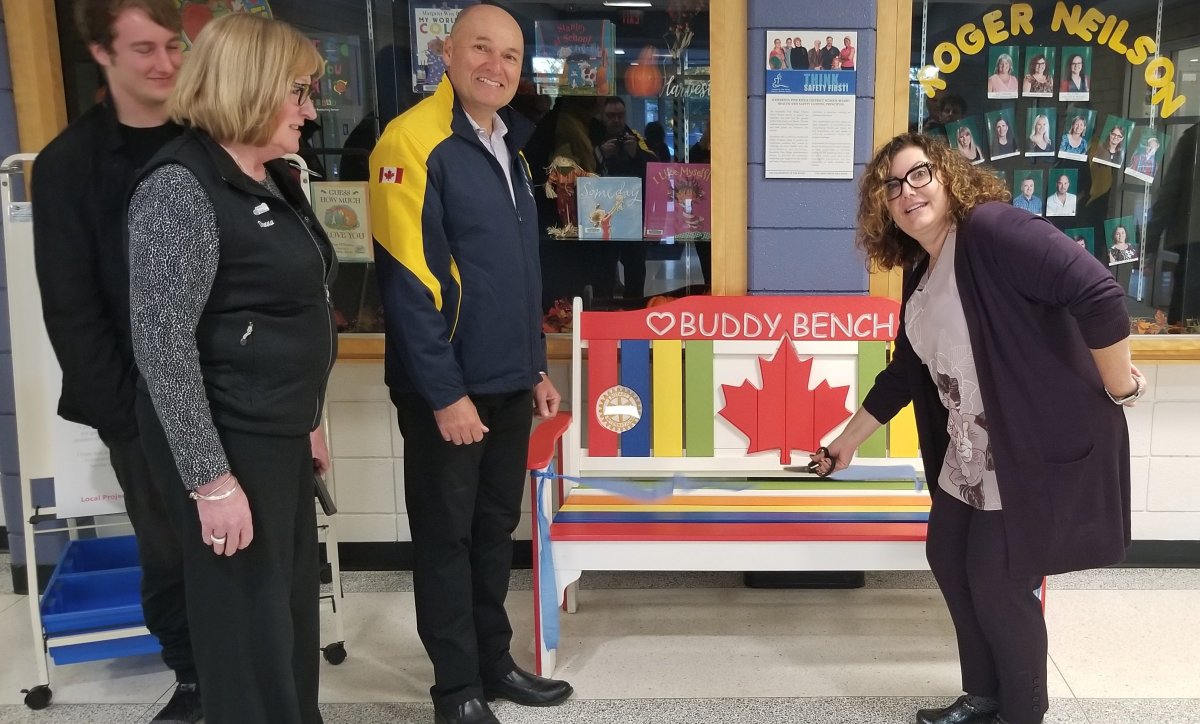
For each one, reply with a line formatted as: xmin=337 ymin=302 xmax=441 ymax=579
xmin=128 ymin=164 xmax=229 ymax=490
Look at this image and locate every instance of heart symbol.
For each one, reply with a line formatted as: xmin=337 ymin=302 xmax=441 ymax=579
xmin=646 ymin=312 xmax=676 ymax=336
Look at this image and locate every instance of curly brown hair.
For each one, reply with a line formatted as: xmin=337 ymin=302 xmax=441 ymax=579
xmin=856 ymin=132 xmax=1010 ymax=270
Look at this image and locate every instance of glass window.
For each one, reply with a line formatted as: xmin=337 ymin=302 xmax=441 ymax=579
xmin=55 ymin=0 xmax=711 ymax=336
xmin=908 ymin=0 xmax=1200 ymax=335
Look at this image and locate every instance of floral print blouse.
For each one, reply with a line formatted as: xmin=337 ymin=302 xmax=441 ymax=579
xmin=905 ymin=231 xmax=1002 ymax=510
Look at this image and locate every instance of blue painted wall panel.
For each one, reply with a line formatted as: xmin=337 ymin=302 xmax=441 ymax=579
xmin=746 ymin=0 xmax=877 ymax=297
xmin=748 ymin=228 xmax=868 ymax=293
xmin=749 ymin=1 xmax=875 ymax=30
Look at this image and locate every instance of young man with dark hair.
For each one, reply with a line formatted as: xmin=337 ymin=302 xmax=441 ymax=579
xmin=31 ymin=2 xmax=199 ymax=721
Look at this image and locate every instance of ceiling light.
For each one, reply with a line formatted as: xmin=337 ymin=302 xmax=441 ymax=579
xmin=603 ymin=1 xmax=653 ymax=7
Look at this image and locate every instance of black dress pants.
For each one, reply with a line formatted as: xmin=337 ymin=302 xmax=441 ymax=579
xmin=137 ymin=393 xmax=321 ymax=724
xmin=926 ymin=484 xmax=1048 ymax=724
xmin=395 ymin=390 xmax=533 ymax=708
xmin=101 ymin=431 xmax=195 ymax=683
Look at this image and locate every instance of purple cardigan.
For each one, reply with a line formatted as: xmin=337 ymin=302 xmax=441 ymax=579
xmin=863 ymin=202 xmax=1132 ymax=577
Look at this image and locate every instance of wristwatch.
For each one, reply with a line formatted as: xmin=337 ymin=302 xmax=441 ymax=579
xmin=1105 ymin=376 xmax=1145 ymax=405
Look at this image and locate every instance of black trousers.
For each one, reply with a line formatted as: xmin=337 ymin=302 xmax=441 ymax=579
xmin=395 ymin=390 xmax=533 ymax=707
xmin=137 ymin=393 xmax=322 ymax=724
xmin=926 ymin=485 xmax=1048 ymax=724
xmin=101 ymin=432 xmax=195 ymax=683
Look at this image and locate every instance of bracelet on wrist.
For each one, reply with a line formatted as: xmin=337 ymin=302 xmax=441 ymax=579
xmin=189 ymin=475 xmax=237 ymax=502
xmin=1105 ymin=375 xmax=1145 ymax=406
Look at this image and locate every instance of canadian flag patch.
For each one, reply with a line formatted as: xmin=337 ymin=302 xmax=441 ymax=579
xmin=378 ymin=166 xmax=403 ymax=184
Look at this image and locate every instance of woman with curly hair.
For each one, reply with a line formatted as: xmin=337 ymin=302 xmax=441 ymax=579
xmin=1021 ymin=53 xmax=1053 ymax=95
xmin=810 ymin=133 xmax=1142 ymax=724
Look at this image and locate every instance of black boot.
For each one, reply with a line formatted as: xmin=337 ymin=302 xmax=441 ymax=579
xmin=150 ymin=682 xmax=203 ymax=723
xmin=483 ymin=666 xmax=573 ymax=707
xmin=434 ymin=696 xmax=500 ymax=724
xmin=916 ymin=695 xmax=998 ymax=724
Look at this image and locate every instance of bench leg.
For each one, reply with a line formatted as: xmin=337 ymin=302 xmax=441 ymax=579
xmin=563 ymin=578 xmax=579 ymax=614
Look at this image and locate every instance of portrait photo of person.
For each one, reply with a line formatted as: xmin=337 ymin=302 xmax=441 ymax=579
xmin=986 ymin=107 xmax=1019 ymax=160
xmin=1011 ymin=170 xmax=1044 ymax=215
xmin=1021 ymin=47 xmax=1056 ymax=97
xmin=987 ymin=45 xmax=1020 ymax=98
xmin=1058 ymin=109 xmax=1096 ymax=161
xmin=1125 ymin=128 xmax=1165 ymax=183
xmin=768 ymin=35 xmax=787 ymax=69
xmin=1062 ymin=227 xmax=1096 ymax=256
xmin=1025 ymin=108 xmax=1056 ymax=156
xmin=1093 ymin=115 xmax=1134 ymax=168
xmin=1045 ymin=170 xmax=1079 ymax=217
xmin=1104 ymin=217 xmax=1139 ymax=266
xmin=948 ymin=117 xmax=987 ymax=164
xmin=1059 ymin=47 xmax=1092 ymax=100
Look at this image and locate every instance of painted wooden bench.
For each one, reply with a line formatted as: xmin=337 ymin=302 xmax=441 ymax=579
xmin=525 ymin=295 xmax=939 ymax=676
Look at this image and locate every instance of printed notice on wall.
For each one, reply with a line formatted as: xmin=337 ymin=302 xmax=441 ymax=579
xmin=764 ymin=30 xmax=859 ymax=179
xmin=312 ymin=182 xmax=373 ymax=263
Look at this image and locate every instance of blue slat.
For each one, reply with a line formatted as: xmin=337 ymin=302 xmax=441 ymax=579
xmin=620 ymin=339 xmax=651 ymax=457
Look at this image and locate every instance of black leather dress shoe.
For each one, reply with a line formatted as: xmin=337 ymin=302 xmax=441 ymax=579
xmin=434 ymin=696 xmax=500 ymax=724
xmin=916 ymin=695 xmax=998 ymax=724
xmin=483 ymin=666 xmax=573 ymax=707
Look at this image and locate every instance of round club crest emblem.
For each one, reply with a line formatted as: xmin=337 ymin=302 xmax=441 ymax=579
xmin=595 ymin=385 xmax=643 ymax=433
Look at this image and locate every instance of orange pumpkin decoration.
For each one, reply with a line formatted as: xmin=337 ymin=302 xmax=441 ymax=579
xmin=645 ymin=295 xmax=673 ymax=308
xmin=625 ymin=46 xmax=663 ymax=97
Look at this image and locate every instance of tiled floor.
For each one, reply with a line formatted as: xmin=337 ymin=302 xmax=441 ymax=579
xmin=0 ymin=555 xmax=1197 ymax=723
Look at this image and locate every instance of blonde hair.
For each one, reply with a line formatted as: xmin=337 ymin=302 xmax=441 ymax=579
xmin=856 ymin=133 xmax=1010 ymax=270
xmin=169 ymin=13 xmax=322 ymax=146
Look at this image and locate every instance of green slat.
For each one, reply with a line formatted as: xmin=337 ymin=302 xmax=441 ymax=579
xmin=857 ymin=341 xmax=888 ymax=458
xmin=684 ymin=340 xmax=714 ymax=457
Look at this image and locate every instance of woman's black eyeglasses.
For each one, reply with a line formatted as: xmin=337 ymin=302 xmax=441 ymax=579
xmin=884 ymin=162 xmax=934 ymax=200
xmin=292 ymin=82 xmax=314 ymax=106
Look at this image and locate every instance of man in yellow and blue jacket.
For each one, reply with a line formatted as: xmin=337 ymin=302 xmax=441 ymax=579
xmin=369 ymin=6 xmax=570 ymax=724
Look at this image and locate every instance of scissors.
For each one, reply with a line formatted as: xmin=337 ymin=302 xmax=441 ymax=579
xmin=805 ymin=446 xmax=837 ymax=477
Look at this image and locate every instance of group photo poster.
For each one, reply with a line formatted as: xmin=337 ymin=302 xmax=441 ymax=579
xmin=1058 ymin=108 xmax=1096 ymax=161
xmin=947 ymin=116 xmax=987 ymax=164
xmin=1062 ymin=226 xmax=1095 ymax=256
xmin=763 ymin=30 xmax=859 ymax=179
xmin=1126 ymin=128 xmax=1166 ymax=183
xmin=1045 ymin=169 xmax=1078 ymax=217
xmin=1020 ymin=46 xmax=1056 ymax=98
xmin=1011 ymin=169 xmax=1045 ymax=216
xmin=1104 ymin=216 xmax=1140 ymax=266
xmin=1025 ymin=107 xmax=1056 ymax=156
xmin=985 ymin=106 xmax=1019 ymax=161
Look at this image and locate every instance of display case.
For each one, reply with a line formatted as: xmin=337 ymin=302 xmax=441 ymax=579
xmin=902 ymin=0 xmax=1200 ymax=351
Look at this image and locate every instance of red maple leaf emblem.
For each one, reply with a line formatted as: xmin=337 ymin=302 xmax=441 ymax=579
xmin=718 ymin=337 xmax=852 ymax=465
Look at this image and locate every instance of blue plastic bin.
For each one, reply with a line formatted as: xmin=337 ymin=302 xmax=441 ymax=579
xmin=55 ymin=535 xmax=140 ymax=574
xmin=41 ymin=567 xmax=146 ymax=634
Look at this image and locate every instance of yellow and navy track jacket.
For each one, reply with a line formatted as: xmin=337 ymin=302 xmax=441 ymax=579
xmin=370 ymin=79 xmax=547 ymax=410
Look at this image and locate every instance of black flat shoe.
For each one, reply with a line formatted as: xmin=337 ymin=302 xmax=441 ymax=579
xmin=916 ymin=695 xmax=998 ymax=724
xmin=434 ymin=696 xmax=500 ymax=724
xmin=483 ymin=666 xmax=573 ymax=707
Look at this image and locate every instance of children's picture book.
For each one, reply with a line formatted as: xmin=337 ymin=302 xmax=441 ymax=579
xmin=533 ymin=19 xmax=615 ymax=96
xmin=643 ymin=163 xmax=712 ymax=242
xmin=577 ymin=177 xmax=643 ymax=240
xmin=410 ymin=2 xmax=478 ymax=93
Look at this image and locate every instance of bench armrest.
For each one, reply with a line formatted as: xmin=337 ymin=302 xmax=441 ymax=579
xmin=527 ymin=412 xmax=572 ymax=470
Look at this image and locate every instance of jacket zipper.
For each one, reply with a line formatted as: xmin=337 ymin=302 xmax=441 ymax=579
xmin=281 ymin=201 xmax=335 ymax=429
xmin=240 ymin=321 xmax=254 ymax=346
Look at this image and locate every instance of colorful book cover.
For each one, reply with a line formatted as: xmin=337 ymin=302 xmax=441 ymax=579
xmin=533 ymin=19 xmax=615 ymax=96
xmin=410 ymin=2 xmax=478 ymax=93
xmin=577 ymin=177 xmax=643 ymax=240
xmin=643 ymin=163 xmax=712 ymax=241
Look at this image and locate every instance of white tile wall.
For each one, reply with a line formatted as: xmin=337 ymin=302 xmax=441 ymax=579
xmin=324 ymin=361 xmax=1200 ymax=544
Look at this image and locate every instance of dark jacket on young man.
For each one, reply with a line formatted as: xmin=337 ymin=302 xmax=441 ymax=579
xmin=32 ymin=98 xmax=182 ymax=441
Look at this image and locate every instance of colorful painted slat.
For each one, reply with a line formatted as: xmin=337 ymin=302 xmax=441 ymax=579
xmin=553 ymin=511 xmax=928 ymax=523
xmin=683 ymin=340 xmax=714 ymax=457
xmin=857 ymin=341 xmax=887 ymax=457
xmin=651 ymin=340 xmax=683 ymax=456
xmin=619 ymin=340 xmax=651 ymax=457
xmin=551 ymin=521 xmax=929 ymax=542
xmin=587 ymin=339 xmax=619 ymax=456
xmin=562 ymin=494 xmax=927 ymax=508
